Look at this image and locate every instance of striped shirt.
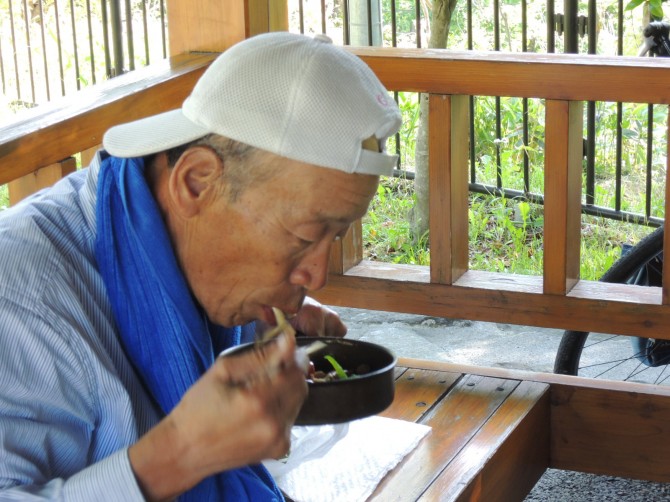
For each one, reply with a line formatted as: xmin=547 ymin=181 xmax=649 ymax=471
xmin=0 ymin=153 xmax=159 ymax=500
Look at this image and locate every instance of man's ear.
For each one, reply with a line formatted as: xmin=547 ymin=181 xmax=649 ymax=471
xmin=168 ymin=146 xmax=222 ymax=218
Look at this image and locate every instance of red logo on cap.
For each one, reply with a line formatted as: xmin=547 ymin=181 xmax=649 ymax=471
xmin=376 ymin=94 xmax=389 ymax=107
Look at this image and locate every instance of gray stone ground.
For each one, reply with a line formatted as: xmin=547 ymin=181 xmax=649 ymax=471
xmin=332 ymin=306 xmax=670 ymax=502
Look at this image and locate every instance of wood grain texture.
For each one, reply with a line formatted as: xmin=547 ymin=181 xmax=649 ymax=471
xmin=370 ymin=374 xmax=520 ymax=501
xmin=0 ymin=53 xmax=216 ymax=184
xmin=550 ymin=383 xmax=670 ymax=482
xmin=428 ymin=94 xmax=469 ymax=285
xmin=392 ymin=359 xmax=670 ymax=485
xmin=328 ymin=219 xmax=363 ymax=274
xmin=8 ymin=158 xmax=77 ymax=205
xmin=383 ymin=359 xmax=670 ymax=498
xmin=420 ymin=381 xmax=550 ymax=502
xmin=379 ymin=368 xmax=461 ymax=422
xmin=313 ymin=265 xmax=670 ymax=339
xmin=398 ymin=357 xmax=670 ymax=396
xmin=166 ymin=0 xmax=245 ymax=55
xmin=664 ymin=111 xmax=670 ymax=305
xmin=543 ymin=100 xmax=582 ymax=295
xmin=350 ymin=47 xmax=670 ymax=104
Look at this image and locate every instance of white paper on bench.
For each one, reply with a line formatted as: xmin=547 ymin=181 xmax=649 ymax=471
xmin=263 ymin=416 xmax=431 ymax=502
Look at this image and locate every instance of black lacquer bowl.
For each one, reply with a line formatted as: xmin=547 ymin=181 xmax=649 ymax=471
xmin=221 ymin=337 xmax=396 ymax=425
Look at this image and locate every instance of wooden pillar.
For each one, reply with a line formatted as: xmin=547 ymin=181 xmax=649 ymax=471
xmin=248 ymin=0 xmax=289 ymax=36
xmin=543 ymin=100 xmax=583 ymax=295
xmin=329 ymin=220 xmax=363 ymax=275
xmin=166 ymin=0 xmax=288 ymax=56
xmin=80 ymin=145 xmax=101 ymax=168
xmin=8 ymin=158 xmax=77 ymax=206
xmin=429 ymin=94 xmax=470 ymax=285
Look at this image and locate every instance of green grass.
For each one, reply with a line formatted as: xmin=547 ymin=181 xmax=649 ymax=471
xmin=0 ymin=185 xmax=8 ymax=210
xmin=363 ymin=177 xmax=655 ymax=281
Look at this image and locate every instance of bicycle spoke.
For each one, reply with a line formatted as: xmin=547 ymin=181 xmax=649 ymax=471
xmin=554 ymin=226 xmax=667 ymax=385
xmin=583 ymin=334 xmax=620 ymax=349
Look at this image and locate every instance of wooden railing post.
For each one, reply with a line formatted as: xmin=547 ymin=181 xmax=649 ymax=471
xmin=543 ymin=100 xmax=583 ymax=296
xmin=166 ymin=0 xmax=288 ymax=56
xmin=429 ymin=94 xmax=470 ymax=285
xmin=8 ymin=158 xmax=77 ymax=205
xmin=80 ymin=145 xmax=101 ymax=168
xmin=329 ymin=220 xmax=364 ymax=275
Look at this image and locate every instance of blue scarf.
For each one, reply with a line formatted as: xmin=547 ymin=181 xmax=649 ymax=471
xmin=95 ymin=154 xmax=282 ymax=501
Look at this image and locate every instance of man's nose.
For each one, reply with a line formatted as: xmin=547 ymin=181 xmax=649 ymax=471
xmin=290 ymin=241 xmax=331 ymax=291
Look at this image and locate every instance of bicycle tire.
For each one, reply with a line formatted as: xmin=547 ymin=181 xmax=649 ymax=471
xmin=553 ymin=226 xmax=664 ymax=375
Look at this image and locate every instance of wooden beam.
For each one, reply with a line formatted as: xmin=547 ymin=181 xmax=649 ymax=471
xmin=247 ymin=0 xmax=289 ymax=36
xmin=429 ymin=94 xmax=469 ymax=285
xmin=543 ymin=100 xmax=583 ymax=295
xmin=167 ymin=0 xmax=288 ymax=56
xmin=351 ymin=47 xmax=670 ymax=105
xmin=664 ymin=108 xmax=670 ymax=305
xmin=80 ymin=145 xmax=101 ymax=168
xmin=166 ymin=0 xmax=245 ymax=55
xmin=328 ymin=219 xmax=363 ymax=275
xmin=312 ymin=264 xmax=670 ymax=339
xmin=8 ymin=158 xmax=77 ymax=205
xmin=550 ymin=383 xmax=670 ymax=482
xmin=0 ymin=53 xmax=216 ymax=185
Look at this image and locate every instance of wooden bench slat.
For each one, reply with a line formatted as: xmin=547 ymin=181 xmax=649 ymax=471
xmin=419 ymin=380 xmax=549 ymax=502
xmin=380 ymin=368 xmax=461 ymax=422
xmin=371 ymin=373 xmax=519 ymax=501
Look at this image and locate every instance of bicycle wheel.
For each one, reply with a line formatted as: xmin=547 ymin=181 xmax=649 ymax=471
xmin=554 ymin=226 xmax=665 ymax=381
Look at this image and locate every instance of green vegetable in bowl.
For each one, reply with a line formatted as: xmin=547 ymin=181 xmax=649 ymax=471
xmin=306 ymin=353 xmax=358 ymax=382
xmin=324 ymin=354 xmax=349 ymax=380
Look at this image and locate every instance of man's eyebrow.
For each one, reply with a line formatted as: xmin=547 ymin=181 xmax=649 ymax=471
xmin=312 ymin=213 xmax=356 ymax=225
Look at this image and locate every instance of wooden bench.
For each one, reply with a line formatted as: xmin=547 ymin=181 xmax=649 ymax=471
xmin=379 ymin=358 xmax=670 ymax=501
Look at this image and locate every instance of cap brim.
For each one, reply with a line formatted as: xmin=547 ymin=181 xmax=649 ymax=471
xmin=102 ymin=109 xmax=210 ymax=158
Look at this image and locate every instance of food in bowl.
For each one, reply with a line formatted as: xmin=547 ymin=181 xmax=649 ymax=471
xmin=220 ymin=336 xmax=397 ymax=425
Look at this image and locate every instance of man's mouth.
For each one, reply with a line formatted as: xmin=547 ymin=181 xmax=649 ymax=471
xmin=262 ymin=302 xmax=302 ymax=325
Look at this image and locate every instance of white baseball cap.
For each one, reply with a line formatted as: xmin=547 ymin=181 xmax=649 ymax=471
xmin=103 ymin=32 xmax=402 ymax=176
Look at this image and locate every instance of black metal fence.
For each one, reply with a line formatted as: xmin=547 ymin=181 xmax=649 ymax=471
xmin=1 ymin=0 xmax=667 ymax=226
xmin=290 ymin=0 xmax=667 ymax=227
xmin=0 ymin=0 xmax=167 ymax=113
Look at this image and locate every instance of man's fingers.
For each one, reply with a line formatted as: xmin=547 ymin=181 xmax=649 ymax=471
xmin=216 ymin=333 xmax=297 ymax=386
xmin=324 ymin=311 xmax=347 ymax=337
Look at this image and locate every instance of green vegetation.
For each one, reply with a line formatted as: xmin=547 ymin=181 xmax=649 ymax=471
xmin=0 ymin=185 xmax=8 ymax=210
xmin=3 ymin=0 xmax=667 ymax=282
xmin=364 ymin=86 xmax=665 ymax=281
xmin=363 ymin=175 xmax=655 ymax=280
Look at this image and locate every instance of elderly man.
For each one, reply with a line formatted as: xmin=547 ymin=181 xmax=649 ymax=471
xmin=0 ymin=32 xmax=400 ymax=500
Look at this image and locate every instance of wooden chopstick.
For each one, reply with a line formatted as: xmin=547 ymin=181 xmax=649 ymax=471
xmin=257 ymin=307 xmax=297 ymax=346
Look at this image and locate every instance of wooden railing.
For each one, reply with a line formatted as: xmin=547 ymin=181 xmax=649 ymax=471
xmin=319 ymin=48 xmax=670 ymax=341
xmin=0 ymin=52 xmax=217 ymax=202
xmin=2 ymin=48 xmax=670 ymax=341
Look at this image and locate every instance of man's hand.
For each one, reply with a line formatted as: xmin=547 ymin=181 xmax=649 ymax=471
xmin=128 ymin=333 xmax=307 ymax=502
xmin=289 ymin=297 xmax=347 ymax=338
